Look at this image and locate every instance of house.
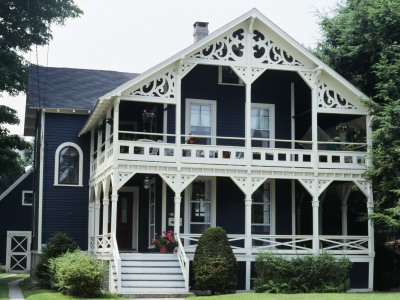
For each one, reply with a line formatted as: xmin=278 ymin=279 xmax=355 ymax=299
xmin=26 ymin=9 xmax=374 ymax=295
xmin=0 ymin=169 xmax=33 ymax=273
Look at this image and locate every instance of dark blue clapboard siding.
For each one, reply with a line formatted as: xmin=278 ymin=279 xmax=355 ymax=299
xmin=216 ymin=178 xmax=245 ymax=234
xmin=275 ymin=179 xmax=292 ymax=235
xmin=32 ymin=111 xmax=41 ymax=251
xmin=0 ymin=172 xmax=33 ymax=265
xmin=42 ymin=113 xmax=90 ymax=249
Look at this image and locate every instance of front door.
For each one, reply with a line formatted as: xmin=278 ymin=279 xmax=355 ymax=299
xmin=117 ymin=189 xmax=138 ymax=250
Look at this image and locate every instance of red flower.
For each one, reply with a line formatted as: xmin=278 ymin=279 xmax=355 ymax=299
xmin=174 ymin=249 xmax=178 ymax=253
xmin=189 ymin=133 xmax=192 ymax=135
xmin=167 ymin=241 xmax=170 ymax=244
xmin=190 ymin=140 xmax=193 ymax=144
xmin=162 ymin=231 xmax=166 ymax=234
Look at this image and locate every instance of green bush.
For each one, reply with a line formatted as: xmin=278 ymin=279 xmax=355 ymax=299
xmin=193 ymin=227 xmax=237 ymax=294
xmin=50 ymin=251 xmax=104 ymax=297
xmin=253 ymin=251 xmax=351 ymax=293
xmin=35 ymin=232 xmax=78 ymax=288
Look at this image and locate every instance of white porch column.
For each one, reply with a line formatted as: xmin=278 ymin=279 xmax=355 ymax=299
xmin=244 ymin=197 xmax=252 ymax=255
xmin=111 ymin=194 xmax=118 ymax=235
xmin=174 ymin=194 xmax=182 ymax=234
xmin=88 ymin=202 xmax=94 ymax=250
xmin=341 ymin=200 xmax=348 ymax=236
xmin=94 ymin=198 xmax=100 ymax=250
xmin=312 ymin=196 xmax=320 ymax=252
xmin=102 ymin=197 xmax=110 ymax=236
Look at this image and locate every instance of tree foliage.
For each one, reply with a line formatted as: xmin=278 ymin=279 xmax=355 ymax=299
xmin=315 ymin=0 xmax=400 ymax=98
xmin=0 ymin=0 xmax=82 ymax=95
xmin=316 ymin=0 xmax=400 ymax=240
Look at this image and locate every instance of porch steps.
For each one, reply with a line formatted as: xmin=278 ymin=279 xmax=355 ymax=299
xmin=115 ymin=253 xmax=191 ymax=298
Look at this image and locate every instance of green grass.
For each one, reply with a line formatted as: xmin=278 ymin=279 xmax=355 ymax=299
xmin=0 ymin=274 xmax=12 ymax=278
xmin=190 ymin=293 xmax=400 ymax=300
xmin=18 ymin=277 xmax=123 ymax=299
xmin=0 ymin=274 xmax=29 ymax=299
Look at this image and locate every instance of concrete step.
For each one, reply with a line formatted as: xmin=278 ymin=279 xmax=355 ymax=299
xmin=122 ymin=280 xmax=185 ymax=288
xmin=120 ymin=287 xmax=187 ymax=294
xmin=121 ymin=267 xmax=181 ymax=274
xmin=121 ymin=274 xmax=184 ymax=281
xmin=121 ymin=260 xmax=180 ymax=267
xmin=120 ymin=253 xmax=177 ymax=260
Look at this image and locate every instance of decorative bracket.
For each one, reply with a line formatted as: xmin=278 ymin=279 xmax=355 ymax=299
xmin=317 ymin=179 xmax=332 ymax=197
xmin=230 ymin=176 xmax=249 ymax=194
xmin=117 ymin=171 xmax=136 ymax=190
xmin=251 ymin=176 xmax=268 ymax=194
xmin=353 ymin=181 xmax=370 ymax=198
xmin=159 ymin=174 xmax=178 ymax=193
xmin=231 ymin=66 xmax=248 ymax=84
xmin=180 ymin=62 xmax=197 ymax=79
xmin=298 ymin=179 xmax=314 ymax=197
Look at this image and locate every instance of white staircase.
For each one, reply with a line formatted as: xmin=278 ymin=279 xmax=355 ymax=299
xmin=115 ymin=253 xmax=189 ymax=297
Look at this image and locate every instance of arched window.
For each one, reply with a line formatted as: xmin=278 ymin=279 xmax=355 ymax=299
xmin=54 ymin=142 xmax=83 ymax=186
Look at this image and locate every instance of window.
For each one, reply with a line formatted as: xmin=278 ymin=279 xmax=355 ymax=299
xmin=54 ymin=142 xmax=83 ymax=186
xmin=148 ymin=178 xmax=156 ymax=248
xmin=218 ymin=66 xmax=243 ymax=85
xmin=22 ymin=190 xmax=33 ymax=206
xmin=251 ymin=104 xmax=275 ymax=147
xmin=189 ymin=181 xmax=211 ymax=233
xmin=186 ymin=99 xmax=216 ymax=145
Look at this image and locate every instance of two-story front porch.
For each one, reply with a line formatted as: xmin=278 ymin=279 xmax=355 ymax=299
xmin=78 ymin=9 xmax=374 ymax=294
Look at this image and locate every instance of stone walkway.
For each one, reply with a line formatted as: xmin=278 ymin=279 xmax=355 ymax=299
xmin=8 ymin=278 xmax=25 ymax=300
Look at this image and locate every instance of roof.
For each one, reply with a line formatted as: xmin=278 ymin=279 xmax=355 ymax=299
xmin=28 ymin=66 xmax=139 ymax=111
xmin=0 ymin=168 xmax=33 ymax=202
xmin=78 ymin=8 xmax=370 ymax=136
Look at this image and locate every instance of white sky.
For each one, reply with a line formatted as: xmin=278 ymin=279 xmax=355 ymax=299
xmin=0 ymin=0 xmax=339 ymax=136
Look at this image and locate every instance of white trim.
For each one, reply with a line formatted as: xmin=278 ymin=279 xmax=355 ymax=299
xmin=162 ymin=180 xmax=167 ymax=232
xmin=185 ymin=98 xmax=217 ymax=145
xmin=148 ymin=178 xmax=156 ymax=248
xmin=38 ymin=111 xmax=45 ymax=253
xmin=54 ymin=142 xmax=83 ymax=186
xmin=251 ymin=103 xmax=275 ymax=148
xmin=184 ymin=177 xmax=216 ymax=234
xmin=22 ymin=190 xmax=33 ymax=206
xmin=0 ymin=168 xmax=33 ymax=202
xmin=218 ymin=66 xmax=244 ymax=86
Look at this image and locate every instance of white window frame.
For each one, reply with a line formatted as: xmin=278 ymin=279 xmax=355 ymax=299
xmin=185 ymin=98 xmax=217 ymax=145
xmin=148 ymin=178 xmax=156 ymax=248
xmin=184 ymin=177 xmax=216 ymax=234
xmin=251 ymin=179 xmax=276 ymax=235
xmin=251 ymin=103 xmax=275 ymax=148
xmin=22 ymin=190 xmax=33 ymax=206
xmin=218 ymin=66 xmax=244 ymax=86
xmin=54 ymin=142 xmax=83 ymax=187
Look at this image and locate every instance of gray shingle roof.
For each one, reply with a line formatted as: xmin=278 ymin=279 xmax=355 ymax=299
xmin=28 ymin=65 xmax=139 ymax=111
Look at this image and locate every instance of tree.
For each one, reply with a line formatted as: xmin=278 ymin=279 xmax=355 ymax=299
xmin=0 ymin=0 xmax=83 ymax=95
xmin=0 ymin=105 xmax=30 ymax=194
xmin=315 ymin=0 xmax=400 ymax=98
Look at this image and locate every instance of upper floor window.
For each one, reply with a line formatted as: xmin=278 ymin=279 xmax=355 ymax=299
xmin=251 ymin=104 xmax=275 ymax=148
xmin=218 ymin=66 xmax=243 ymax=85
xmin=54 ymin=142 xmax=83 ymax=187
xmin=186 ymin=99 xmax=217 ymax=145
xmin=22 ymin=190 xmax=33 ymax=206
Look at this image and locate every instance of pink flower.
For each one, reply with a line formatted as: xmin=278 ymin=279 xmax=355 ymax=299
xmin=189 ymin=133 xmax=192 ymax=135
xmin=181 ymin=238 xmax=183 ymax=242
xmin=174 ymin=233 xmax=177 ymax=235
xmin=162 ymin=231 xmax=166 ymax=234
xmin=167 ymin=241 xmax=170 ymax=244
xmin=144 ymin=110 xmax=147 ymax=113
xmin=154 ymin=233 xmax=157 ymax=236
xmin=169 ymin=237 xmax=173 ymax=240
xmin=152 ymin=239 xmax=156 ymax=243
xmin=190 ymin=140 xmax=193 ymax=144
xmin=174 ymin=249 xmax=178 ymax=253
xmin=152 ymin=112 xmax=154 ymax=115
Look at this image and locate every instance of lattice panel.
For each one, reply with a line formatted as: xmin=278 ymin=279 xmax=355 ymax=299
xmin=130 ymin=69 xmax=175 ymax=98
xmin=252 ymin=29 xmax=304 ymax=66
xmin=318 ymin=81 xmax=357 ymax=110
xmin=190 ymin=28 xmax=246 ymax=61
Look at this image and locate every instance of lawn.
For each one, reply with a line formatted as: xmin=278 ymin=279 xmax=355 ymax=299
xmin=18 ymin=277 xmax=122 ymax=300
xmin=0 ymin=274 xmax=13 ymax=278
xmin=190 ymin=293 xmax=400 ymax=300
xmin=0 ymin=274 xmax=28 ymax=299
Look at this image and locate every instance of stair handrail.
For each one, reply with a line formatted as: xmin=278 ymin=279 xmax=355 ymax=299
xmin=111 ymin=233 xmax=121 ymax=292
xmin=175 ymin=233 xmax=189 ymax=292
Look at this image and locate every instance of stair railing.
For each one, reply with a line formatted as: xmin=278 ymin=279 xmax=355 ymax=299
xmin=175 ymin=234 xmax=189 ymax=292
xmin=111 ymin=233 xmax=121 ymax=292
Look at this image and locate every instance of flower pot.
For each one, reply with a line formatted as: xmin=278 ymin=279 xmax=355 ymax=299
xmin=159 ymin=245 xmax=168 ymax=253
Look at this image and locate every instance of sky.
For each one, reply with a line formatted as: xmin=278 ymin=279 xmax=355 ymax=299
xmin=0 ymin=0 xmax=340 ymax=136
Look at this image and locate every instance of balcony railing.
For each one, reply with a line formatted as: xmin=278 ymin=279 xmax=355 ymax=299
xmin=90 ymin=131 xmax=368 ymax=177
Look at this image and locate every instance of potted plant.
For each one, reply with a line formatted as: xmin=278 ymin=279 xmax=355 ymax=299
xmin=142 ymin=110 xmax=155 ymax=122
xmin=185 ymin=133 xmax=201 ymax=144
xmin=152 ymin=230 xmax=179 ymax=253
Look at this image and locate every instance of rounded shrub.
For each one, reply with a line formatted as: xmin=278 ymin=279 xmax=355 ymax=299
xmin=35 ymin=232 xmax=78 ymax=288
xmin=193 ymin=226 xmax=237 ymax=294
xmin=50 ymin=251 xmax=105 ymax=297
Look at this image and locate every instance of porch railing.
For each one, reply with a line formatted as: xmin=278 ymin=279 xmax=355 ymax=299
xmin=175 ymin=234 xmax=189 ymax=292
xmin=110 ymin=233 xmax=121 ymax=293
xmin=180 ymin=233 xmax=370 ymax=256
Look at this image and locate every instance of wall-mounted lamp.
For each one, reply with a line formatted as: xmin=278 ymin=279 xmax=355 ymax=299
xmin=143 ymin=176 xmax=150 ymax=190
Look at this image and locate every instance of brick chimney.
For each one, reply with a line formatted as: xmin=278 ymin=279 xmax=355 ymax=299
xmin=193 ymin=21 xmax=209 ymax=43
